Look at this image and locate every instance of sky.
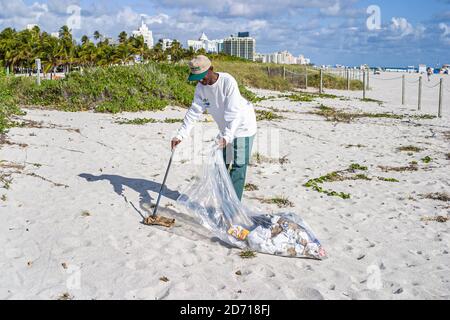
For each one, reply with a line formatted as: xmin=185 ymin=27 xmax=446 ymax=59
xmin=0 ymin=0 xmax=449 ymax=67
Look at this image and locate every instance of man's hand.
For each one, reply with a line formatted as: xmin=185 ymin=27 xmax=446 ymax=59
xmin=171 ymin=138 xmax=182 ymax=150
xmin=217 ymin=137 xmax=227 ymax=149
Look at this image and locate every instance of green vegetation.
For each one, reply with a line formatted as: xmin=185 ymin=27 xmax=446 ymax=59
xmin=421 ymin=156 xmax=432 ymax=164
xmin=397 ymin=145 xmax=423 ymax=153
xmin=0 ymin=68 xmax=26 ymax=134
xmin=0 ymin=25 xmax=193 ymax=75
xmin=116 ymin=117 xmax=184 ymax=125
xmin=303 ymin=163 xmax=397 ymax=199
xmin=264 ymin=196 xmax=294 ymax=208
xmin=244 ymin=183 xmax=259 ymax=191
xmin=280 ymin=92 xmax=340 ymax=103
xmin=378 ymin=163 xmax=418 ymax=172
xmin=310 ymin=105 xmax=436 ymax=123
xmin=282 ymin=93 xmax=314 ymax=102
xmin=361 ymin=98 xmax=383 ymax=105
xmin=377 ymin=177 xmax=399 ymax=182
xmin=349 ymin=163 xmax=368 ymax=171
xmin=252 ymin=195 xmax=294 ymax=208
xmin=252 ymin=152 xmax=289 ymax=165
xmin=238 ymin=84 xmax=266 ymax=103
xmin=116 ymin=117 xmax=157 ymax=125
xmin=213 ymin=61 xmax=363 ymax=91
xmin=5 ymin=62 xmax=195 ymax=113
xmin=163 ymin=118 xmax=184 ymax=123
xmin=239 ymin=250 xmax=257 ymax=259
xmin=255 ymin=110 xmax=284 ymax=121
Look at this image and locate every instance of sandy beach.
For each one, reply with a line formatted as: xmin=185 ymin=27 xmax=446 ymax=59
xmin=1 ymin=75 xmax=449 ymax=300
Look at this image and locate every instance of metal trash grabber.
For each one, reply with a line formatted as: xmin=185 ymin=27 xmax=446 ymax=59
xmin=143 ymin=148 xmax=176 ymax=228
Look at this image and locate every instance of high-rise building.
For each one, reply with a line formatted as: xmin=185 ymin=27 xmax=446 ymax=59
xmin=223 ymin=33 xmax=255 ymax=61
xmin=132 ymin=21 xmax=154 ymax=48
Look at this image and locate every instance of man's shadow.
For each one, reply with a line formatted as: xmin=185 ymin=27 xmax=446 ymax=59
xmin=79 ymin=173 xmax=181 ymax=219
xmin=78 ymin=173 xmax=235 ymax=248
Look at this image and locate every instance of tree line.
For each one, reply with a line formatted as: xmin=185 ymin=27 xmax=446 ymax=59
xmin=0 ymin=25 xmax=207 ymax=78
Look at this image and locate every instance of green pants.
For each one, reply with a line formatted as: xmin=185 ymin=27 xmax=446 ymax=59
xmin=223 ymin=135 xmax=254 ymax=201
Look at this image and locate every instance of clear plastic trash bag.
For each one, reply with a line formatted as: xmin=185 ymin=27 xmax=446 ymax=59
xmin=177 ymin=145 xmax=326 ymax=260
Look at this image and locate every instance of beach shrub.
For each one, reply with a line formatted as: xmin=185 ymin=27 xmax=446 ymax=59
xmin=8 ymin=62 xmax=196 ymax=113
xmin=0 ymin=72 xmax=25 ymax=134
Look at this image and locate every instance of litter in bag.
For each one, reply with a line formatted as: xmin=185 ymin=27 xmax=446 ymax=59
xmin=177 ymin=145 xmax=326 ymax=260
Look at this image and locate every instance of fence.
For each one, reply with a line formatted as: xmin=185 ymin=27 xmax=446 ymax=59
xmin=265 ymin=65 xmax=365 ymax=93
xmin=265 ymin=65 xmax=447 ymax=118
xmin=368 ymin=73 xmax=447 ymax=118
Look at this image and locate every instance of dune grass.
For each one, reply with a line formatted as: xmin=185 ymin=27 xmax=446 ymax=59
xmin=304 ymin=163 xmax=398 ymax=199
xmin=310 ymin=105 xmax=436 ymax=123
xmin=212 ymin=60 xmax=364 ymax=91
xmin=0 ymin=68 xmax=26 ymax=134
xmin=255 ymin=110 xmax=284 ymax=121
xmin=2 ymin=59 xmax=364 ymax=121
xmin=397 ymin=145 xmax=423 ymax=153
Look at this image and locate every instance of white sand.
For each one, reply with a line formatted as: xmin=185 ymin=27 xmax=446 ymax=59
xmin=1 ymin=77 xmax=449 ymax=300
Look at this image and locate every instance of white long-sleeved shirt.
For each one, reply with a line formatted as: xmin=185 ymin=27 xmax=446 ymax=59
xmin=175 ymin=72 xmax=257 ymax=144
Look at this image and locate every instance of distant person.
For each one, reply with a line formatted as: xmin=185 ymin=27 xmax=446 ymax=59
xmin=427 ymin=67 xmax=433 ymax=81
xmin=171 ymin=55 xmax=257 ymax=201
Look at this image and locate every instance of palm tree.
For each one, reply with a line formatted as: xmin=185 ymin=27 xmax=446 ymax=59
xmin=130 ymin=35 xmax=146 ymax=62
xmin=0 ymin=28 xmax=17 ymax=74
xmin=58 ymin=25 xmax=75 ymax=73
xmin=40 ymin=33 xmax=61 ymax=79
xmin=118 ymin=31 xmax=128 ymax=44
xmin=168 ymin=40 xmax=184 ymax=62
xmin=81 ymin=35 xmax=89 ymax=45
xmin=93 ymin=31 xmax=102 ymax=41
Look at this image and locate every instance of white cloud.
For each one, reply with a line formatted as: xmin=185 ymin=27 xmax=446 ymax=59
xmin=320 ymin=1 xmax=341 ymax=16
xmin=389 ymin=17 xmax=425 ymax=39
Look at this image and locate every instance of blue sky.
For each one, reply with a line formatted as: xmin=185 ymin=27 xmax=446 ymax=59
xmin=1 ymin=0 xmax=449 ymax=67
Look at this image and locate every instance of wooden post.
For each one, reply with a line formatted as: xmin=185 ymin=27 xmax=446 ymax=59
xmin=366 ymin=69 xmax=370 ymax=90
xmin=363 ymin=70 xmax=366 ymax=99
xmin=402 ymin=74 xmax=406 ymax=105
xmin=438 ymin=78 xmax=443 ymax=118
xmin=347 ymin=69 xmax=350 ymax=90
xmin=35 ymin=58 xmax=41 ymax=86
xmin=283 ymin=66 xmax=286 ymax=80
xmin=320 ymin=69 xmax=323 ymax=94
xmin=267 ymin=66 xmax=270 ymax=77
xmin=418 ymin=76 xmax=422 ymax=111
xmin=305 ymin=65 xmax=308 ymax=89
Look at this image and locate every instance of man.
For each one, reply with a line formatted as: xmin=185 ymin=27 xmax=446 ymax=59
xmin=171 ymin=55 xmax=257 ymax=201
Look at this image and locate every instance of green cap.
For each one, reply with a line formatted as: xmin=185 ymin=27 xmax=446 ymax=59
xmin=188 ymin=69 xmax=208 ymax=81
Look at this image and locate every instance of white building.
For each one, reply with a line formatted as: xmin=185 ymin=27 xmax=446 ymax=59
xmin=161 ymin=39 xmax=174 ymax=51
xmin=26 ymin=24 xmax=38 ymax=31
xmin=132 ymin=21 xmax=154 ymax=48
xmin=50 ymin=32 xmax=60 ymax=38
xmin=255 ymin=51 xmax=310 ymax=65
xmin=187 ymin=32 xmax=223 ymax=53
